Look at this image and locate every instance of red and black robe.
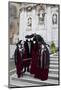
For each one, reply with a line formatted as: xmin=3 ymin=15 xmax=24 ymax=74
xmin=35 ymin=45 xmax=50 ymax=80
xmin=14 ymin=48 xmax=23 ymax=77
xmin=40 ymin=46 xmax=50 ymax=80
xmin=30 ymin=42 xmax=39 ymax=74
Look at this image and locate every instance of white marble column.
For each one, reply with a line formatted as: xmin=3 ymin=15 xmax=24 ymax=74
xmin=46 ymin=6 xmax=52 ymax=44
xmin=51 ymin=7 xmax=58 ymax=47
xmin=19 ymin=8 xmax=27 ymax=41
xmin=32 ymin=8 xmax=36 ymax=33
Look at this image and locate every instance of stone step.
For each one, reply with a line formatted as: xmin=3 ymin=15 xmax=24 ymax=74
xmin=49 ymin=63 xmax=58 ymax=66
xmin=49 ymin=68 xmax=58 ymax=72
xmin=49 ymin=69 xmax=58 ymax=74
xmin=48 ymin=73 xmax=58 ymax=78
xmin=23 ymin=73 xmax=59 ymax=80
xmin=49 ymin=71 xmax=58 ymax=74
xmin=49 ymin=60 xmax=58 ymax=64
xmin=50 ymin=54 xmax=58 ymax=58
xmin=10 ymin=77 xmax=45 ymax=87
xmin=49 ymin=64 xmax=58 ymax=68
xmin=11 ymin=73 xmax=59 ymax=85
xmin=10 ymin=68 xmax=16 ymax=73
xmin=50 ymin=58 xmax=58 ymax=61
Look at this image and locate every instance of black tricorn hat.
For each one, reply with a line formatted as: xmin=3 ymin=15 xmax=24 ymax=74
xmin=25 ymin=35 xmax=29 ymax=38
xmin=16 ymin=40 xmax=22 ymax=46
xmin=25 ymin=34 xmax=34 ymax=38
xmin=18 ymin=40 xmax=22 ymax=44
xmin=30 ymin=34 xmax=34 ymax=38
xmin=25 ymin=35 xmax=30 ymax=38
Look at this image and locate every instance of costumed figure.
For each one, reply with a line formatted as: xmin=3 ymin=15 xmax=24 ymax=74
xmin=14 ymin=41 xmax=23 ymax=78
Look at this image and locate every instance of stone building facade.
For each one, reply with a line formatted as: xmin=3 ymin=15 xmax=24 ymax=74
xmin=9 ymin=2 xmax=59 ymax=58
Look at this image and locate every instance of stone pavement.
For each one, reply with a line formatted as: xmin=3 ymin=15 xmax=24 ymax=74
xmin=9 ymin=54 xmax=59 ymax=87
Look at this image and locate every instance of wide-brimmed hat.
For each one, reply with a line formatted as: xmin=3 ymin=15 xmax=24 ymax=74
xmin=25 ymin=35 xmax=30 ymax=38
xmin=16 ymin=40 xmax=22 ymax=46
xmin=25 ymin=34 xmax=34 ymax=38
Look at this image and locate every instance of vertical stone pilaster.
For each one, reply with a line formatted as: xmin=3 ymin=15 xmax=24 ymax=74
xmin=46 ymin=6 xmax=52 ymax=44
xmin=19 ymin=8 xmax=27 ymax=41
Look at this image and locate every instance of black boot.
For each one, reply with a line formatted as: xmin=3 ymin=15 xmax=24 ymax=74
xmin=17 ymin=74 xmax=20 ymax=78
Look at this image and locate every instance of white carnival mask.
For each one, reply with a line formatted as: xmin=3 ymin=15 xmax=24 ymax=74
xmin=42 ymin=44 xmax=44 ymax=49
xmin=33 ymin=41 xmax=36 ymax=44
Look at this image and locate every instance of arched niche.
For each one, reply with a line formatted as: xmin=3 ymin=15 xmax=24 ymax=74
xmin=37 ymin=5 xmax=46 ymax=25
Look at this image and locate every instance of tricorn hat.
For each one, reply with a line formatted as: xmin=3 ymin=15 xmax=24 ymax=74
xmin=16 ymin=40 xmax=22 ymax=46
